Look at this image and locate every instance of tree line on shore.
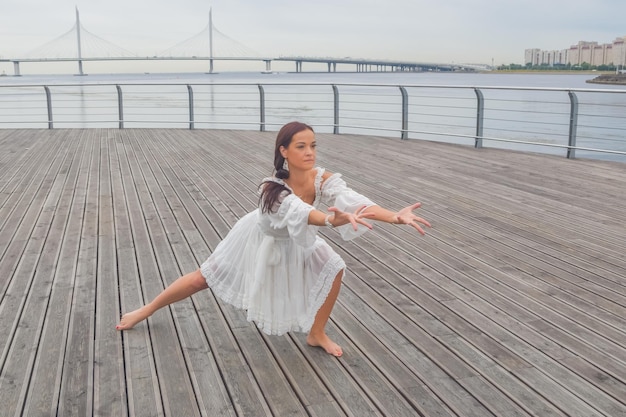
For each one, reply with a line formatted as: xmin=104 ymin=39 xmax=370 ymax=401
xmin=498 ymin=62 xmax=624 ymax=72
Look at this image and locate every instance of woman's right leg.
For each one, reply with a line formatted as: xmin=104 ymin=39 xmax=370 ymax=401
xmin=306 ymin=269 xmax=344 ymax=357
xmin=116 ymin=269 xmax=208 ymax=330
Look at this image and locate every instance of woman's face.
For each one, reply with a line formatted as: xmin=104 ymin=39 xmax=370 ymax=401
xmin=280 ymin=129 xmax=316 ymax=171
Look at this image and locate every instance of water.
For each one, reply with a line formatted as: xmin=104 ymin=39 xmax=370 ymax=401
xmin=2 ymin=70 xmax=625 ymax=89
xmin=0 ymin=72 xmax=626 ymax=90
xmin=1 ymin=71 xmax=625 ymax=162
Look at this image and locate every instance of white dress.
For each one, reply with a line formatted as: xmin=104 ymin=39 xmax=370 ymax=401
xmin=200 ymin=167 xmax=375 ymax=335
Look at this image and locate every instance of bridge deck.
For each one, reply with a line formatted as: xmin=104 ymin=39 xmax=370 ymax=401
xmin=0 ymin=128 xmax=625 ymax=417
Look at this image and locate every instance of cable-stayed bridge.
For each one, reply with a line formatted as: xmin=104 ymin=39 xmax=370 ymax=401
xmin=1 ymin=9 xmax=472 ymax=75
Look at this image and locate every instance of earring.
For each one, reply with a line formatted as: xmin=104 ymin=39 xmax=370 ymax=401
xmin=283 ymin=159 xmax=289 ymax=171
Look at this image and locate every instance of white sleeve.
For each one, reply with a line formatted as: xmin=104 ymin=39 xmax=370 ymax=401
xmin=321 ymin=173 xmax=376 ymax=241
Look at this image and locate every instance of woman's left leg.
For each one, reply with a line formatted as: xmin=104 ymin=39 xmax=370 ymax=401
xmin=306 ymin=269 xmax=344 ymax=357
xmin=116 ymin=269 xmax=208 ymax=330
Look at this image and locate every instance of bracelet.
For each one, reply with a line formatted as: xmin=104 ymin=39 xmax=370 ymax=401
xmin=324 ymin=214 xmax=335 ymax=228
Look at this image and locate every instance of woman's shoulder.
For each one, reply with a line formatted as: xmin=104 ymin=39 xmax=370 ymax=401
xmin=318 ymin=168 xmax=343 ymax=185
xmin=262 ymin=176 xmax=286 ymax=186
xmin=318 ymin=169 xmax=347 ymax=197
xmin=317 ymin=167 xmax=339 ymax=181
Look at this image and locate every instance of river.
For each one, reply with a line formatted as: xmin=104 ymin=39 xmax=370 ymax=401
xmin=3 ymin=70 xmax=626 ymax=89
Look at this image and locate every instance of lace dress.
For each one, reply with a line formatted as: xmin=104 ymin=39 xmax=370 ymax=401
xmin=200 ymin=167 xmax=375 ymax=335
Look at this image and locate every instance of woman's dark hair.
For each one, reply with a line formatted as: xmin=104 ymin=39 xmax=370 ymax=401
xmin=260 ymin=121 xmax=314 ymax=213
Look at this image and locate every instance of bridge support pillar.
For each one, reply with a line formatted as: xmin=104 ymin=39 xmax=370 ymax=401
xmin=13 ymin=61 xmax=21 ymax=76
xmin=76 ymin=60 xmax=85 ymax=76
xmin=264 ymin=60 xmax=272 ymax=73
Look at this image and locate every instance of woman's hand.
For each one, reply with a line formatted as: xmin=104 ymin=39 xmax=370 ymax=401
xmin=328 ymin=205 xmax=375 ymax=231
xmin=395 ymin=203 xmax=431 ymax=235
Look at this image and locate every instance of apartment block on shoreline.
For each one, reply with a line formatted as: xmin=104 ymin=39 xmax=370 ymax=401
xmin=525 ymin=36 xmax=626 ymax=66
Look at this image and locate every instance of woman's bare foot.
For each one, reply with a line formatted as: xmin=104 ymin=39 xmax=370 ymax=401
xmin=116 ymin=306 xmax=152 ymax=330
xmin=307 ymin=333 xmax=343 ymax=357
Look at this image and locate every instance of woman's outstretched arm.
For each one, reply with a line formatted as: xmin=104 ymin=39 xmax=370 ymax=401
xmin=362 ymin=203 xmax=431 ymax=235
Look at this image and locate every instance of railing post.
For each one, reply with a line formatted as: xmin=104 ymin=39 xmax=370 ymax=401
xmin=43 ymin=86 xmax=53 ymax=129
xmin=115 ymin=85 xmax=124 ymax=129
xmin=474 ymin=87 xmax=484 ymax=148
xmin=332 ymin=85 xmax=339 ymax=134
xmin=187 ymin=85 xmax=195 ymax=130
xmin=258 ymin=84 xmax=266 ymax=132
xmin=567 ymin=91 xmax=578 ymax=159
xmin=399 ymin=86 xmax=408 ymax=139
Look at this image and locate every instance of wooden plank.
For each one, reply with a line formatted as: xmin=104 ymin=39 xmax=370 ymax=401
xmin=0 ymin=130 xmax=69 ymax=294
xmin=336 ymin=270 xmax=513 ymax=416
xmin=0 ymin=132 xmax=78 ymax=417
xmin=440 ymin=334 xmax=567 ymax=417
xmin=263 ymin=335 xmax=347 ymax=416
xmin=420 ymin=213 xmax=626 ymax=324
xmin=230 ymin=327 xmax=308 ymax=416
xmin=559 ymin=355 xmax=626 ymax=406
xmin=328 ymin=302 xmax=456 ymax=416
xmin=513 ymin=366 xmax=608 ymax=417
xmin=110 ymin=132 xmax=163 ymax=417
xmin=445 ymin=300 xmax=623 ymax=416
xmin=93 ymin=132 xmax=127 ymax=417
xmin=58 ymin=130 xmax=100 ymax=416
xmin=22 ymin=129 xmax=90 ymax=416
xmin=0 ymin=130 xmax=43 ymax=185
xmin=119 ymin=130 xmax=201 ymax=416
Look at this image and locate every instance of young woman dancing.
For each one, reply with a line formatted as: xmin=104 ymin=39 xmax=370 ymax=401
xmin=117 ymin=121 xmax=431 ymax=357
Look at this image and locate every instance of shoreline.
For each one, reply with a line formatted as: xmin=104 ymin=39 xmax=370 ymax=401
xmin=486 ymin=70 xmax=611 ymax=75
xmin=585 ymin=73 xmax=626 ymax=85
xmin=484 ymin=70 xmax=626 ymax=85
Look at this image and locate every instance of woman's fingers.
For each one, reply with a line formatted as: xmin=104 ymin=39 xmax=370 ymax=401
xmin=356 ymin=217 xmax=373 ymax=229
xmin=415 ymin=217 xmax=432 ymax=228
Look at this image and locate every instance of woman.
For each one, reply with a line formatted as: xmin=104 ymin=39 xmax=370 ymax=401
xmin=117 ymin=121 xmax=430 ymax=357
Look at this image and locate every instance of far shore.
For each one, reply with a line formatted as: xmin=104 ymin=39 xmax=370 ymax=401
xmin=484 ymin=70 xmax=613 ymax=75
xmin=479 ymin=70 xmax=626 ymax=85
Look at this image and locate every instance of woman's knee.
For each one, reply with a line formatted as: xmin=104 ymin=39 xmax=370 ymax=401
xmin=191 ymin=269 xmax=209 ymax=290
xmin=333 ymin=269 xmax=344 ymax=285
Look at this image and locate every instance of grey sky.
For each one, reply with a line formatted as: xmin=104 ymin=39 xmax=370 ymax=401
xmin=1 ymin=0 xmax=625 ymax=69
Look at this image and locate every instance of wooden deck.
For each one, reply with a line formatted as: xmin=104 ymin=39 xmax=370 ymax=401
xmin=0 ymin=128 xmax=625 ymax=417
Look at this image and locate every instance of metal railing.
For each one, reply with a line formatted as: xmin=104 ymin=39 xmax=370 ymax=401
xmin=1 ymin=82 xmax=625 ymax=161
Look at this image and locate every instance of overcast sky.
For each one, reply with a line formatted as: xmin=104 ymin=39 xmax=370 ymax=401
xmin=1 ymin=0 xmax=625 ymax=70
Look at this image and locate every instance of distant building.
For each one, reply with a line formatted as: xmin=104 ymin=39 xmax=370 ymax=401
xmin=524 ymin=48 xmax=541 ymax=65
xmin=592 ymin=43 xmax=609 ymax=66
xmin=614 ymin=37 xmax=626 ymax=67
xmin=525 ymin=36 xmax=626 ymax=66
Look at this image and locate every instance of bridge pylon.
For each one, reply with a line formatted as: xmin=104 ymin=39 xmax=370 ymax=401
xmin=208 ymin=8 xmax=214 ymax=73
xmin=75 ymin=7 xmax=85 ymax=76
